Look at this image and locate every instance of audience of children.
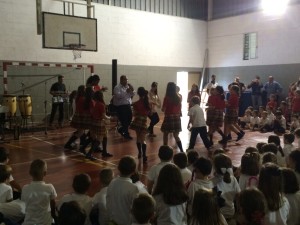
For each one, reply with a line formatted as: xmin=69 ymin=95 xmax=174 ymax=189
xmin=239 ymin=152 xmax=260 ymax=190
xmin=131 ymin=193 xmax=155 ymax=225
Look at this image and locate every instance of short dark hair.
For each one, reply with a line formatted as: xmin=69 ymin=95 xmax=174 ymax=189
xmin=131 ymin=194 xmax=155 ymax=224
xmin=29 ymin=159 xmax=46 ymax=179
xmin=262 ymin=152 xmax=277 ymax=165
xmin=118 ymin=156 xmax=136 ymax=176
xmin=281 ymin=168 xmax=299 ymax=194
xmin=72 ymin=174 xmax=91 ymax=194
xmin=187 ymin=150 xmax=199 ymax=165
xmin=262 ymin=143 xmax=278 ymax=154
xmin=284 ymin=133 xmax=295 ymax=144
xmin=58 ymin=201 xmax=86 ymax=225
xmin=191 ymin=96 xmax=200 ymax=105
xmin=0 ymin=165 xmax=12 ymax=183
xmin=193 ymin=157 xmax=212 ymax=176
xmin=99 ymin=168 xmax=113 ymax=187
xmin=0 ymin=147 xmax=9 ymax=163
xmin=173 ymin=153 xmax=188 ymax=169
xmin=289 ymin=150 xmax=300 ymax=173
xmin=158 ymin=145 xmax=173 ymax=161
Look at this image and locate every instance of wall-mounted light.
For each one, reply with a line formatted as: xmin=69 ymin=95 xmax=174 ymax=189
xmin=261 ymin=0 xmax=290 ymax=15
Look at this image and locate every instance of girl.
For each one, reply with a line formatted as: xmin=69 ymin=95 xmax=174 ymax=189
xmin=90 ymin=91 xmax=113 ymax=159
xmin=268 ymin=135 xmax=285 ymax=166
xmin=130 ymin=87 xmax=151 ymax=163
xmin=238 ymin=188 xmax=267 ymax=225
xmin=281 ymin=168 xmax=300 ymax=225
xmin=187 ymin=83 xmax=200 ymax=109
xmin=148 ymin=82 xmax=161 ymax=137
xmin=288 ymin=150 xmax=300 ymax=186
xmin=259 ymin=111 xmax=272 ymax=133
xmin=153 ymin=164 xmax=188 ymax=225
xmin=161 ymin=82 xmax=183 ymax=152
xmin=212 ymin=153 xmax=241 ymax=222
xmin=258 ymin=163 xmax=290 ymax=225
xmin=250 ymin=110 xmax=260 ymax=131
xmin=189 ymin=189 xmax=228 ymax=225
xmin=239 ymin=152 xmax=260 ymax=190
xmin=206 ymin=85 xmax=226 ymax=145
xmin=220 ymin=85 xmax=244 ymax=146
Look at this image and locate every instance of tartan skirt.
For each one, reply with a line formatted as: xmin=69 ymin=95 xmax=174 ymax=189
xmin=206 ymin=108 xmax=224 ymax=127
xmin=130 ymin=115 xmax=148 ymax=133
xmin=224 ymin=108 xmax=238 ymax=124
xmin=161 ymin=114 xmax=182 ymax=133
xmin=70 ymin=112 xmax=92 ymax=130
xmin=90 ymin=119 xmax=107 ymax=138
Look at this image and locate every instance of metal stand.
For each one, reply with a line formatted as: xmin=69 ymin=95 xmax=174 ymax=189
xmin=44 ymin=81 xmax=48 ymax=135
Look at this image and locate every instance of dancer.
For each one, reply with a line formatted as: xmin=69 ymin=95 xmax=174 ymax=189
xmin=148 ymin=82 xmax=161 ymax=137
xmin=130 ymin=87 xmax=151 ymax=163
xmin=161 ymin=82 xmax=183 ymax=152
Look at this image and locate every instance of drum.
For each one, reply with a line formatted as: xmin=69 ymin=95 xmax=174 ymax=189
xmin=2 ymin=95 xmax=17 ymax=117
xmin=18 ymin=95 xmax=32 ymax=117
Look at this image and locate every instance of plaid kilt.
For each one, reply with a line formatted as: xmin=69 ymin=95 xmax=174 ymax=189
xmin=130 ymin=115 xmax=147 ymax=133
xmin=206 ymin=108 xmax=224 ymax=127
xmin=70 ymin=112 xmax=92 ymax=130
xmin=161 ymin=114 xmax=182 ymax=133
xmin=224 ymin=108 xmax=238 ymax=124
xmin=90 ymin=119 xmax=107 ymax=138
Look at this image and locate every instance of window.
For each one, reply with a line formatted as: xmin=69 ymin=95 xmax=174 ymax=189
xmin=243 ymin=32 xmax=257 ymax=60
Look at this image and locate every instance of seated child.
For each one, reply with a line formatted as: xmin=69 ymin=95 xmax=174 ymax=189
xmin=258 ymin=105 xmax=264 ymax=118
xmin=131 ymin=172 xmax=148 ymax=193
xmin=262 ymin=152 xmax=278 ymax=165
xmin=131 ymin=193 xmax=155 ymax=225
xmin=249 ymin=110 xmax=260 ymax=130
xmin=58 ymin=173 xmax=92 ymax=225
xmin=173 ymin=152 xmax=192 ymax=185
xmin=186 ymin=150 xmax=199 ymax=172
xmin=283 ymin=133 xmax=295 ymax=166
xmin=239 ymin=152 xmax=260 ymax=190
xmin=266 ymin=106 xmax=275 ymax=123
xmin=58 ymin=201 xmax=86 ymax=225
xmin=295 ymin=128 xmax=300 ymax=148
xmin=21 ymin=159 xmax=57 ymax=225
xmin=267 ymin=94 xmax=277 ymax=112
xmin=273 ymin=111 xmax=286 ymax=135
xmin=0 ymin=165 xmax=13 ymax=203
xmin=239 ymin=109 xmax=252 ymax=129
xmin=268 ymin=135 xmax=285 ymax=166
xmin=290 ymin=114 xmax=300 ymax=133
xmin=258 ymin=111 xmax=271 ymax=132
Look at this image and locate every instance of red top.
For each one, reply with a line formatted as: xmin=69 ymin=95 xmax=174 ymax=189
xmin=187 ymin=91 xmax=200 ymax=103
xmin=292 ymin=97 xmax=300 ymax=113
xmin=267 ymin=100 xmax=277 ymax=111
xmin=133 ymin=99 xmax=150 ymax=116
xmin=76 ymin=97 xmax=94 ymax=115
xmin=91 ymin=101 xmax=106 ymax=119
xmin=207 ymin=95 xmax=225 ymax=110
xmin=162 ymin=96 xmax=181 ymax=115
xmin=227 ymin=93 xmax=239 ymax=109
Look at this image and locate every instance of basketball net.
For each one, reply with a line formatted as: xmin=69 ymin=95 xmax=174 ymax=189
xmin=68 ymin=44 xmax=85 ymax=60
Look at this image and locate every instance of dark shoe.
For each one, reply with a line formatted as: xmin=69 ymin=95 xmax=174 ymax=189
xmin=227 ymin=134 xmax=232 ymax=141
xmin=218 ymin=138 xmax=227 ymax=145
xmin=85 ymin=154 xmax=97 ymax=161
xmin=236 ymin=132 xmax=245 ymax=141
xmin=143 ymin=156 xmax=148 ymax=163
xmin=124 ymin=134 xmax=133 ymax=140
xmin=102 ymin=152 xmax=113 ymax=157
xmin=64 ymin=143 xmax=77 ymax=150
xmin=94 ymin=146 xmax=103 ymax=153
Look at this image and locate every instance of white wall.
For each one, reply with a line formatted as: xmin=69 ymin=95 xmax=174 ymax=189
xmin=208 ymin=4 xmax=300 ymax=68
xmin=0 ymin=0 xmax=207 ymax=68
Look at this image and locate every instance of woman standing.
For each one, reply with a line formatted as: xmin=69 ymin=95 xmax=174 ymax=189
xmin=187 ymin=83 xmax=200 ymax=109
xmin=148 ymin=82 xmax=161 ymax=137
xmin=161 ymin=82 xmax=183 ymax=152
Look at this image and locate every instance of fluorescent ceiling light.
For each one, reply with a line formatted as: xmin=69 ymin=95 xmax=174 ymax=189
xmin=261 ymin=0 xmax=290 ymax=15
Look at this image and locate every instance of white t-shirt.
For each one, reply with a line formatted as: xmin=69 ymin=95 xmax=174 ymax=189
xmin=238 ymin=174 xmax=259 ymax=191
xmin=133 ymin=181 xmax=148 ymax=194
xmin=264 ymin=196 xmax=290 ymax=225
xmin=0 ymin=199 xmax=25 ymax=223
xmin=154 ymin=194 xmax=187 ymax=225
xmin=285 ymin=191 xmax=300 ymax=225
xmin=106 ymin=177 xmax=139 ymax=225
xmin=188 ymin=105 xmax=206 ymax=128
xmin=250 ymin=116 xmax=260 ymax=126
xmin=180 ymin=168 xmax=192 ymax=185
xmin=283 ymin=144 xmax=295 ymax=166
xmin=58 ymin=193 xmax=93 ymax=225
xmin=0 ymin=183 xmax=13 ymax=203
xmin=93 ymin=187 xmax=108 ymax=225
xmin=21 ymin=181 xmax=57 ymax=225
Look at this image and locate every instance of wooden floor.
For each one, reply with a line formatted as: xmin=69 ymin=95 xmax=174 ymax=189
xmin=1 ymin=114 xmax=273 ymax=200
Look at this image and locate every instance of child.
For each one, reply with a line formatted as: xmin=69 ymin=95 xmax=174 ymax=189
xmin=186 ymin=150 xmax=199 ymax=172
xmin=239 ymin=152 xmax=260 ymax=190
xmin=212 ymin=153 xmax=241 ymax=221
xmin=0 ymin=165 xmax=13 ymax=203
xmin=148 ymin=82 xmax=161 ymax=137
xmin=281 ymin=168 xmax=300 ymax=225
xmin=173 ymin=153 xmax=192 ymax=185
xmin=258 ymin=105 xmax=265 ymax=118
xmin=294 ymin=128 xmax=300 ymax=148
xmin=189 ymin=188 xmax=227 ymax=225
xmin=187 ymin=96 xmax=212 ymax=151
xmin=292 ymin=90 xmax=300 ymax=115
xmin=238 ymin=188 xmax=267 ymax=225
xmin=273 ymin=111 xmax=286 ymax=135
xmin=131 ymin=193 xmax=155 ymax=225
xmin=279 ymin=101 xmax=290 ymax=125
xmin=256 ymin=142 xmax=267 ymax=154
xmin=21 ymin=159 xmax=57 ymax=225
xmin=130 ymin=87 xmax=151 ymax=162
xmin=239 ymin=109 xmax=252 ymax=129
xmin=283 ymin=133 xmax=295 ymax=166
xmin=268 ymin=135 xmax=285 ymax=166
xmin=266 ymin=105 xmax=275 ymax=124
xmin=290 ymin=114 xmax=300 ymax=133
xmin=161 ymin=82 xmax=183 ymax=152
xmin=288 ymin=150 xmax=300 ymax=185
xmin=267 ymin=94 xmax=277 ymax=113
xmin=131 ymin=172 xmax=148 ymax=193
xmin=58 ymin=173 xmax=92 ymax=225
xmin=147 ymin=145 xmax=174 ymax=194
xmin=92 ymin=168 xmax=113 ymax=225
xmin=106 ymin=156 xmax=139 ymax=225
xmin=258 ymin=163 xmax=290 ymax=225
xmin=0 ymin=147 xmax=21 ymax=198
xmin=152 ymin=164 xmax=188 ymax=225
xmin=262 ymin=152 xmax=278 ymax=165
xmin=58 ymin=201 xmax=86 ymax=225
xmin=249 ymin=110 xmax=260 ymax=131
xmin=187 ymin=157 xmax=213 ymax=216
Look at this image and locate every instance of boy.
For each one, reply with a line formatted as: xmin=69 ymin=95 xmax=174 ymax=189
xmin=58 ymin=173 xmax=92 ymax=225
xmin=92 ymin=168 xmax=114 ymax=225
xmin=273 ymin=111 xmax=286 ymax=134
xmin=0 ymin=164 xmax=13 ymax=203
xmin=58 ymin=201 xmax=86 ymax=225
xmin=173 ymin=152 xmax=192 ymax=185
xmin=106 ymin=156 xmax=139 ymax=225
xmin=147 ymin=145 xmax=174 ymax=194
xmin=131 ymin=193 xmax=155 ymax=225
xmin=187 ymin=96 xmax=212 ymax=150
xmin=21 ymin=159 xmax=57 ymax=225
xmin=283 ymin=133 xmax=295 ymax=166
xmin=186 ymin=150 xmax=199 ymax=172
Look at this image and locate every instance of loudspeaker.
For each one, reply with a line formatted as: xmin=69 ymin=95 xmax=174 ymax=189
xmin=112 ymin=59 xmax=117 ymax=95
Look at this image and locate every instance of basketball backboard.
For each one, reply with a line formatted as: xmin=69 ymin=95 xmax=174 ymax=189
xmin=42 ymin=12 xmax=97 ymax=51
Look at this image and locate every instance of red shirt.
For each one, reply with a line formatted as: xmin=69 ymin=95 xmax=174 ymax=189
xmin=133 ymin=99 xmax=150 ymax=116
xmin=267 ymin=100 xmax=277 ymax=111
xmin=162 ymin=96 xmax=181 ymax=115
xmin=227 ymin=93 xmax=239 ymax=109
xmin=292 ymin=97 xmax=300 ymax=113
xmin=91 ymin=101 xmax=106 ymax=119
xmin=208 ymin=95 xmax=225 ymax=110
xmin=76 ymin=97 xmax=94 ymax=115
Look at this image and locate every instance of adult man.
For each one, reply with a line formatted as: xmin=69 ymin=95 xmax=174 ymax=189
xmin=204 ymin=74 xmax=218 ymax=95
xmin=49 ymin=75 xmax=67 ymax=128
xmin=230 ymin=76 xmax=246 ymax=95
xmin=247 ymin=75 xmax=263 ymax=109
xmin=264 ymin=76 xmax=282 ymax=103
xmin=113 ymin=75 xmax=135 ymax=139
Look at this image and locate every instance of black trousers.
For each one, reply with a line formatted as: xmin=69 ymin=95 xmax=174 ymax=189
xmin=49 ymin=103 xmax=64 ymax=125
xmin=188 ymin=126 xmax=211 ymax=149
xmin=148 ymin=112 xmax=160 ymax=134
xmin=116 ymin=104 xmax=132 ymax=135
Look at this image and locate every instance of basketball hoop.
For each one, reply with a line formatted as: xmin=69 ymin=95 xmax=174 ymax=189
xmin=68 ymin=44 xmax=86 ymax=60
